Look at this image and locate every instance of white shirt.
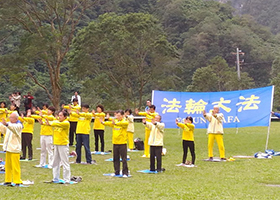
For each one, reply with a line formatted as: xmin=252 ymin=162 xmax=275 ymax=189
xmin=71 ymin=95 xmax=81 ymax=107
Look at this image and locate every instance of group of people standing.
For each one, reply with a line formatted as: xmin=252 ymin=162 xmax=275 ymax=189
xmin=0 ymin=91 xmax=227 ymax=185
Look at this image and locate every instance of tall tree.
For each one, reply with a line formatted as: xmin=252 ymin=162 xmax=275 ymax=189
xmin=68 ymin=12 xmax=177 ymax=108
xmin=0 ymin=0 xmax=99 ymax=109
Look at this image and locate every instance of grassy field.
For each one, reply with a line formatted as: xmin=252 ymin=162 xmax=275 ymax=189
xmin=1 ymin=122 xmax=280 ymax=199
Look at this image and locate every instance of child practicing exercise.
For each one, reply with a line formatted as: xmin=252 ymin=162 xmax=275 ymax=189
xmin=176 ymin=116 xmax=196 ymax=167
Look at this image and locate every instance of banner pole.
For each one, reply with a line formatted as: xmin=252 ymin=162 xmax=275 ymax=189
xmin=265 ymin=86 xmax=274 ymax=150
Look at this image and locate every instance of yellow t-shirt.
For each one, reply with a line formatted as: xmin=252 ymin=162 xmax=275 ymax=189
xmin=35 ymin=109 xmax=48 ymax=115
xmin=19 ymin=117 xmax=35 ymax=134
xmin=177 ymin=123 xmax=195 ymax=141
xmin=104 ymin=119 xmax=128 ymax=144
xmin=138 ymin=111 xmax=158 ymax=130
xmin=0 ymin=108 xmax=7 ymax=121
xmin=51 ymin=120 xmax=70 ymax=145
xmin=93 ymin=112 xmax=105 ymax=130
xmin=31 ymin=114 xmax=56 ymax=136
xmin=63 ymin=105 xmax=81 ymax=122
xmin=72 ymin=112 xmax=92 ymax=134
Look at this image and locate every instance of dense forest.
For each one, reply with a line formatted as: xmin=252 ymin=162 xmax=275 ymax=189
xmin=0 ymin=0 xmax=280 ymax=110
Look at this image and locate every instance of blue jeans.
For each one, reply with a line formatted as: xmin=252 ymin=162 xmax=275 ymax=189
xmin=76 ymin=134 xmax=92 ymax=163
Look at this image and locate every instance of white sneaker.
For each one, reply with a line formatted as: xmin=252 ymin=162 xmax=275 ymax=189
xmin=35 ymin=165 xmax=43 ymax=168
xmin=141 ymin=155 xmax=146 ymax=158
xmin=185 ymin=164 xmax=195 ymax=168
xmin=101 ymin=152 xmax=105 ymax=155
xmin=176 ymin=163 xmax=186 ymax=167
xmin=122 ymin=175 xmax=128 ymax=178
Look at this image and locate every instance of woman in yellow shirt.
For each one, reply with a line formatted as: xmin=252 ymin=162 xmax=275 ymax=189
xmin=19 ymin=109 xmax=35 ymax=160
xmin=176 ymin=116 xmax=196 ymax=167
xmin=92 ymin=105 xmax=105 ymax=152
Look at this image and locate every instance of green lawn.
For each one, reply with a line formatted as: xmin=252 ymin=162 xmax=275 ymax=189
xmin=1 ymin=122 xmax=280 ymax=199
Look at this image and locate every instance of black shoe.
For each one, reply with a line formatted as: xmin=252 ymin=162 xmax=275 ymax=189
xmin=157 ymin=168 xmax=165 ymax=172
xmin=207 ymin=157 xmax=213 ymax=161
xmin=221 ymin=158 xmax=227 ymax=161
xmin=20 ymin=157 xmax=26 ymax=160
xmin=28 ymin=158 xmax=32 ymax=161
xmin=14 ymin=184 xmax=21 ymax=187
xmin=3 ymin=182 xmax=12 ymax=186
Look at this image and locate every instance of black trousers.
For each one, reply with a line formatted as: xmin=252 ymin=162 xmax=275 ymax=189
xmin=182 ymin=140 xmax=196 ymax=164
xmin=150 ymin=146 xmax=162 ymax=172
xmin=22 ymin=133 xmax=33 ymax=159
xmin=94 ymin=130 xmax=104 ymax=152
xmin=113 ymin=144 xmax=128 ymax=175
xmin=69 ymin=122 xmax=77 ymax=145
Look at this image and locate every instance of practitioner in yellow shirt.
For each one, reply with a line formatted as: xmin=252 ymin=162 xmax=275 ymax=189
xmin=71 ymin=104 xmax=93 ymax=164
xmin=43 ymin=111 xmax=71 ymax=183
xmin=0 ymin=102 xmax=7 ymax=139
xmin=136 ymin=105 xmax=158 ymax=158
xmin=125 ymin=109 xmax=134 ymax=151
xmin=19 ymin=109 xmax=35 ymax=160
xmin=35 ymin=103 xmax=49 ymax=115
xmin=33 ymin=106 xmax=56 ymax=168
xmin=176 ymin=116 xmax=196 ymax=167
xmin=102 ymin=110 xmax=129 ymax=177
xmin=92 ymin=105 xmax=105 ymax=152
xmin=63 ymin=99 xmax=81 ymax=146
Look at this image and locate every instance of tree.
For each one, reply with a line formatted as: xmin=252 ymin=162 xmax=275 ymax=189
xmin=68 ymin=12 xmax=177 ymax=108
xmin=188 ymin=56 xmax=254 ymax=92
xmin=0 ymin=0 xmax=99 ymax=109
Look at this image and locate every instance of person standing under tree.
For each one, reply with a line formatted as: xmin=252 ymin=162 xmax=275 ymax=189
xmin=0 ymin=112 xmax=23 ymax=186
xmin=71 ymin=91 xmax=81 ymax=107
xmin=142 ymin=115 xmax=165 ymax=172
xmin=203 ymin=106 xmax=226 ymax=161
xmin=23 ymin=92 xmax=34 ymax=113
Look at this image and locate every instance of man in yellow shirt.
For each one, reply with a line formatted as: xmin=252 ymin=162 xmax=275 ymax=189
xmin=0 ymin=112 xmax=23 ymax=186
xmin=102 ymin=110 xmax=129 ymax=177
xmin=33 ymin=106 xmax=56 ymax=168
xmin=136 ymin=105 xmax=158 ymax=158
xmin=92 ymin=105 xmax=105 ymax=152
xmin=63 ymin=99 xmax=81 ymax=146
xmin=19 ymin=109 xmax=35 ymax=160
xmin=176 ymin=116 xmax=196 ymax=167
xmin=44 ymin=111 xmax=71 ymax=183
xmin=71 ymin=104 xmax=93 ymax=164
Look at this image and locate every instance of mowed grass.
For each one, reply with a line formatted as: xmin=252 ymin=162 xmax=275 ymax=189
xmin=1 ymin=122 xmax=280 ymax=199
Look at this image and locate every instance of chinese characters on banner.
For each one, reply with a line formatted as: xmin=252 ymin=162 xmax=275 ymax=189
xmin=152 ymin=86 xmax=274 ymax=129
